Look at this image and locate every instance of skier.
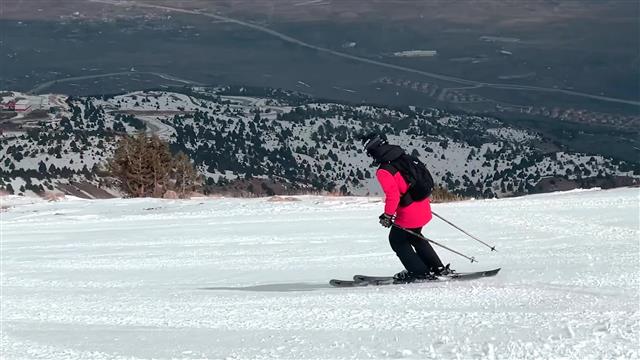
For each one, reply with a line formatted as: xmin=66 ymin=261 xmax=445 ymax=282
xmin=361 ymin=133 xmax=451 ymax=282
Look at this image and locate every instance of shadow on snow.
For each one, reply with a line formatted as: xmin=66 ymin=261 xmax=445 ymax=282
xmin=199 ymin=282 xmax=333 ymax=292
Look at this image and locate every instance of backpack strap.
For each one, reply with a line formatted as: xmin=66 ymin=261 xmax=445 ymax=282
xmin=378 ymin=161 xmax=414 ymax=208
xmin=378 ymin=162 xmax=398 ymax=175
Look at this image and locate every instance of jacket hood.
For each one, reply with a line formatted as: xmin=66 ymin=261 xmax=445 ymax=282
xmin=369 ymin=144 xmax=404 ymax=164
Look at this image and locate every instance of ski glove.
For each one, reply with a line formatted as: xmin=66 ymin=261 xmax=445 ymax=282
xmin=378 ymin=213 xmax=394 ymax=228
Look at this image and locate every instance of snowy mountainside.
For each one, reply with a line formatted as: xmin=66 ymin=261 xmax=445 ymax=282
xmin=1 ymin=88 xmax=638 ymax=197
xmin=1 ymin=188 xmax=638 ymax=359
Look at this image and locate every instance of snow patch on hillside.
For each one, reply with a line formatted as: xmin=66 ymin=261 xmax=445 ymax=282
xmin=2 ymin=90 xmax=638 ymax=198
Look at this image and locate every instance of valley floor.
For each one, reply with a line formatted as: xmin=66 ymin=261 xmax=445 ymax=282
xmin=1 ymin=188 xmax=638 ymax=359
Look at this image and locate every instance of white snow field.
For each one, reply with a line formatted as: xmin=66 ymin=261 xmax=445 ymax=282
xmin=1 ymin=188 xmax=638 ymax=359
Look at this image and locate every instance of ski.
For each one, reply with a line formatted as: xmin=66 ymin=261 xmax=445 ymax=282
xmin=328 ymin=279 xmax=376 ymax=287
xmin=328 ymin=268 xmax=501 ymax=287
xmin=353 ymin=268 xmax=501 ymax=284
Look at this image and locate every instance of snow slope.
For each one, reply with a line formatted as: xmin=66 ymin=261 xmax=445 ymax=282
xmin=1 ymin=188 xmax=638 ymax=359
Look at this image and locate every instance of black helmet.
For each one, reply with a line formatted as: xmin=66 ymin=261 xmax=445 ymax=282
xmin=358 ymin=133 xmax=387 ymax=157
xmin=358 ymin=133 xmax=404 ymax=165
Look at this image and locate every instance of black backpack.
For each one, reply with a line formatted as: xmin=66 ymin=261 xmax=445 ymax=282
xmin=380 ymin=154 xmax=435 ymax=207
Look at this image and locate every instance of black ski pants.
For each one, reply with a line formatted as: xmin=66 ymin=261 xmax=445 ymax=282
xmin=389 ymin=226 xmax=444 ymax=274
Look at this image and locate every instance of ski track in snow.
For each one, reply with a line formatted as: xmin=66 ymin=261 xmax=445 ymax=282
xmin=1 ymin=188 xmax=639 ymax=359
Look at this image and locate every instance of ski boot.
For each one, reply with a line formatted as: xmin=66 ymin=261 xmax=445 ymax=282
xmin=393 ymin=270 xmax=417 ymax=284
xmin=432 ymin=263 xmax=455 ymax=277
xmin=393 ymin=270 xmax=437 ymax=284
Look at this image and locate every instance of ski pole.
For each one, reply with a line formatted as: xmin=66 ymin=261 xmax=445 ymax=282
xmin=432 ymin=211 xmax=497 ymax=252
xmin=392 ymin=224 xmax=477 ymax=263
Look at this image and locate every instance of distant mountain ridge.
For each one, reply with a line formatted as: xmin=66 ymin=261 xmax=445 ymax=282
xmin=0 ymin=87 xmax=638 ymax=198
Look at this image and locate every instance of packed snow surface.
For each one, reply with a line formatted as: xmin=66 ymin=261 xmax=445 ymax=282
xmin=1 ymin=188 xmax=638 ymax=359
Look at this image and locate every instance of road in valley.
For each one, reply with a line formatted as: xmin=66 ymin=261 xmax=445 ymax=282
xmin=28 ymin=71 xmax=204 ymax=95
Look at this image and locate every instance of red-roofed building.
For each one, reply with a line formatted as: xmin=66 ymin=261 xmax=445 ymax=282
xmin=1 ymin=100 xmax=16 ymax=111
xmin=15 ymin=99 xmax=31 ymax=112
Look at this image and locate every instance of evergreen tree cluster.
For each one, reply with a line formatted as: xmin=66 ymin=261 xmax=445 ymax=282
xmin=2 ymin=89 xmax=638 ymax=198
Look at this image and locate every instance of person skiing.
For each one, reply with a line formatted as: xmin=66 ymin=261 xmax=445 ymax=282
xmin=360 ymin=133 xmax=451 ymax=283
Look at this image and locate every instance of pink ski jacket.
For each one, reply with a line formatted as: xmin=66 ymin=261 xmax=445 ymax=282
xmin=376 ymin=168 xmax=432 ymax=228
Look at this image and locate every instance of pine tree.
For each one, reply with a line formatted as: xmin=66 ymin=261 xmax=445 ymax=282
xmin=147 ymin=136 xmax=172 ymax=197
xmin=38 ymin=161 xmax=47 ymax=175
xmin=171 ymin=152 xmax=201 ymax=197
xmin=109 ymin=133 xmax=154 ymax=197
